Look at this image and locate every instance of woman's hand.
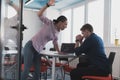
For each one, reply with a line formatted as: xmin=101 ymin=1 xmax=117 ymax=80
xmin=47 ymin=0 xmax=55 ymax=6
xmin=58 ymin=51 xmax=65 ymax=54
xmin=6 ymin=0 xmax=12 ymax=5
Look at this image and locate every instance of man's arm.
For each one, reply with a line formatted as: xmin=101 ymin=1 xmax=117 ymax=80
xmin=75 ymin=34 xmax=83 ymax=48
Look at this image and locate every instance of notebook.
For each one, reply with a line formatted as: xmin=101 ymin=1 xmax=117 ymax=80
xmin=61 ymin=43 xmax=75 ymax=54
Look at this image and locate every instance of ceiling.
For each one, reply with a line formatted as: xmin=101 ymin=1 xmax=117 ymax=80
xmin=23 ymin=0 xmax=84 ymax=10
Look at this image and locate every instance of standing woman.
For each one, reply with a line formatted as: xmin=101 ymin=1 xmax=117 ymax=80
xmin=21 ymin=1 xmax=68 ymax=80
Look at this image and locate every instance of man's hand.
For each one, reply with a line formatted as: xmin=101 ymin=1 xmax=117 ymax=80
xmin=76 ymin=34 xmax=83 ymax=43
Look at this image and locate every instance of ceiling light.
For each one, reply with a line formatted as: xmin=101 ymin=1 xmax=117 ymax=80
xmin=25 ymin=0 xmax=34 ymax=5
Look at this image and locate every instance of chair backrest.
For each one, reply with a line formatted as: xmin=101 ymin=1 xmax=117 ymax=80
xmin=108 ymin=52 xmax=116 ymax=66
xmin=108 ymin=52 xmax=116 ymax=74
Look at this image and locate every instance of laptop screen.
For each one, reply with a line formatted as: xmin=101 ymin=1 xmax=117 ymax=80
xmin=61 ymin=43 xmax=75 ymax=54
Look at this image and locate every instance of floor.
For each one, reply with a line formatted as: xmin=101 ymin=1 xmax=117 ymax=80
xmin=27 ymin=68 xmax=71 ymax=80
xmin=4 ymin=65 xmax=71 ymax=80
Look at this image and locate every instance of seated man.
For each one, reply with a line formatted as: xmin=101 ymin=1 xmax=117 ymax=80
xmin=70 ymin=23 xmax=110 ymax=80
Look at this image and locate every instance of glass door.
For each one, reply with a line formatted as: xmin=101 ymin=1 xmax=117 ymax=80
xmin=0 ymin=0 xmax=23 ymax=80
xmin=0 ymin=0 xmax=2 ymax=77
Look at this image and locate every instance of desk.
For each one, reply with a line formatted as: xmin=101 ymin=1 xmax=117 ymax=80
xmin=40 ymin=50 xmax=77 ymax=80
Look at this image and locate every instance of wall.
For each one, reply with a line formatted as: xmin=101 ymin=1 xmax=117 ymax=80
xmin=23 ymin=9 xmax=42 ymax=46
xmin=105 ymin=46 xmax=120 ymax=78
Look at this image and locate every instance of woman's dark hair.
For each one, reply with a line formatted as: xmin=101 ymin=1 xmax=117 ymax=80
xmin=53 ymin=15 xmax=67 ymax=23
xmin=80 ymin=23 xmax=93 ymax=32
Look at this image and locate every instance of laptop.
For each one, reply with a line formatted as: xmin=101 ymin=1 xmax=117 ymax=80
xmin=61 ymin=43 xmax=75 ymax=54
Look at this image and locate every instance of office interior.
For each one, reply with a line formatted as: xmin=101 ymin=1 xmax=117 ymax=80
xmin=0 ymin=0 xmax=120 ymax=80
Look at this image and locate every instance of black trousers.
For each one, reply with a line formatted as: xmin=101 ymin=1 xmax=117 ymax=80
xmin=70 ymin=65 xmax=109 ymax=80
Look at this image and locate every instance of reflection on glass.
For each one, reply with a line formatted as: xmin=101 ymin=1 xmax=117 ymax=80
xmin=4 ymin=0 xmax=19 ymax=48
xmin=2 ymin=0 xmax=20 ymax=79
xmin=7 ymin=5 xmax=17 ymax=18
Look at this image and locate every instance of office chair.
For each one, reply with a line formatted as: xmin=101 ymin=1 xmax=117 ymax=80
xmin=54 ymin=57 xmax=70 ymax=80
xmin=82 ymin=52 xmax=116 ymax=80
xmin=21 ymin=59 xmax=48 ymax=80
xmin=62 ymin=63 xmax=75 ymax=80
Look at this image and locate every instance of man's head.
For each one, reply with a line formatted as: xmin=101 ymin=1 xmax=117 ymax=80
xmin=80 ymin=23 xmax=93 ymax=38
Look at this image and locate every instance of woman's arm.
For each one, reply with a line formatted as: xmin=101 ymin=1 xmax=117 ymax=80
xmin=37 ymin=1 xmax=54 ymax=17
xmin=53 ymin=43 xmax=60 ymax=53
xmin=37 ymin=4 xmax=49 ymax=17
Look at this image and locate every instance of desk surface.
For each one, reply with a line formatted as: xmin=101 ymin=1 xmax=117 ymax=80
xmin=40 ymin=50 xmax=76 ymax=58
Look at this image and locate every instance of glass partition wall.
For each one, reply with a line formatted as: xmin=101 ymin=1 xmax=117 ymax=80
xmin=0 ymin=0 xmax=2 ymax=77
xmin=0 ymin=0 xmax=23 ymax=80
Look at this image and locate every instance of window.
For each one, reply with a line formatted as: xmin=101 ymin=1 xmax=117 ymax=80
xmin=61 ymin=9 xmax=72 ymax=43
xmin=61 ymin=0 xmax=105 ymax=44
xmin=88 ymin=0 xmax=104 ymax=39
xmin=72 ymin=6 xmax=85 ymax=42
xmin=111 ymin=0 xmax=120 ymax=44
xmin=61 ymin=6 xmax=85 ymax=43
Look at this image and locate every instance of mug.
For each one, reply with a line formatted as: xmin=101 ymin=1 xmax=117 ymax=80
xmin=115 ymin=39 xmax=119 ymax=46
